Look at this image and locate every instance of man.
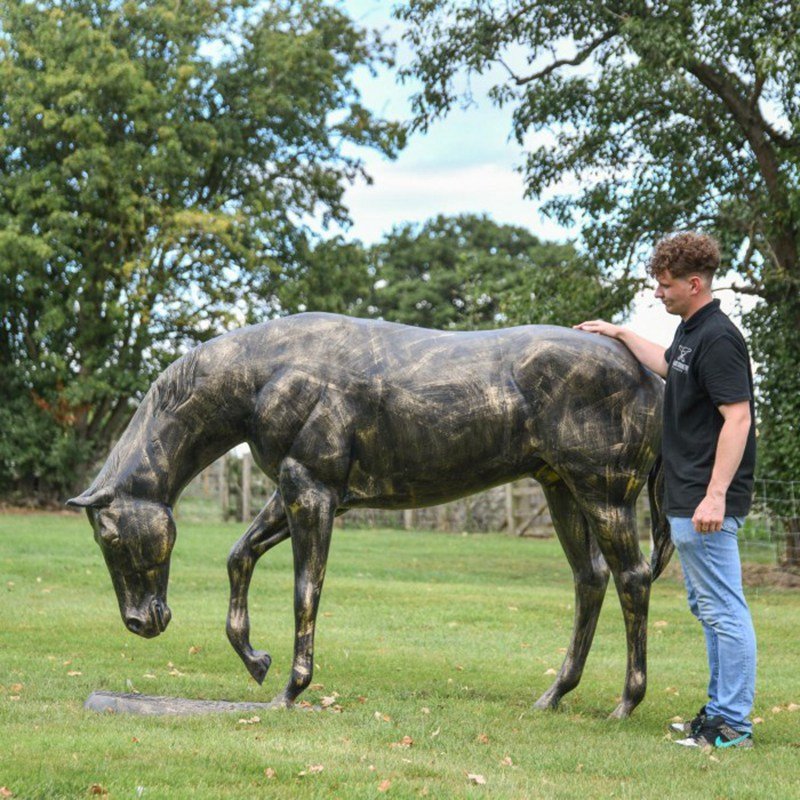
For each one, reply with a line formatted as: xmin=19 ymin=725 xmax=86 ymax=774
xmin=575 ymin=232 xmax=757 ymax=749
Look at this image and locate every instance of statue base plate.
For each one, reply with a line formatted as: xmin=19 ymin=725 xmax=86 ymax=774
xmin=84 ymin=691 xmax=288 ymax=716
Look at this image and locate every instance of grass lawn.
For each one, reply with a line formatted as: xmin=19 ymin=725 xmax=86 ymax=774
xmin=1 ymin=512 xmax=799 ymax=799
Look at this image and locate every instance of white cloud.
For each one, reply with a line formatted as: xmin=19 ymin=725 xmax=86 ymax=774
xmin=342 ymin=159 xmax=575 ymax=244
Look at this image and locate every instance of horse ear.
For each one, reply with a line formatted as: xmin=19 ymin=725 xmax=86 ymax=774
xmin=66 ymin=486 xmax=115 ymax=509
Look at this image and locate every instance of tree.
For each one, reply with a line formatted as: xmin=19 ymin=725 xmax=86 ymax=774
xmin=0 ymin=0 xmax=403 ymax=503
xmin=365 ymin=214 xmax=636 ymax=329
xmin=274 ymin=235 xmax=373 ymax=317
xmin=398 ymin=1 xmax=800 ymax=560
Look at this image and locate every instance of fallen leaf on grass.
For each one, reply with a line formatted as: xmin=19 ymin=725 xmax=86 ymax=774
xmin=374 ymin=712 xmax=392 ymax=722
xmin=89 ymin=785 xmax=108 ymax=796
xmin=298 ymin=765 xmax=324 ymax=777
xmin=0 ymin=788 xmax=13 ymax=798
xmin=10 ymin=684 xmax=23 ymax=694
xmin=543 ymin=668 xmax=557 ymax=676
xmin=788 ymin=703 xmax=800 ymax=712
xmin=320 ymin=693 xmax=339 ymax=708
xmin=430 ymin=727 xmax=441 ymax=738
xmin=264 ymin=768 xmax=276 ymax=779
xmin=310 ymin=683 xmax=325 ymax=691
xmin=378 ymin=779 xmax=392 ymax=792
xmin=654 ymin=620 xmax=669 ymax=628
xmin=753 ymin=717 xmax=764 ymax=725
xmin=476 ymin=733 xmax=489 ymax=745
xmin=168 ymin=668 xmax=184 ymax=677
xmin=500 ymin=756 xmax=513 ymax=767
xmin=67 ymin=671 xmax=82 ymax=677
xmin=238 ymin=716 xmax=261 ymax=725
xmin=467 ymin=773 xmax=486 ymax=785
xmin=390 ymin=736 xmax=414 ymax=749
xmin=665 ymin=687 xmax=680 ymax=696
xmin=188 ymin=646 xmax=202 ymax=656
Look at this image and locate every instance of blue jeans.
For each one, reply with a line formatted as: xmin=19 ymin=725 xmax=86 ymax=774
xmin=668 ymin=516 xmax=757 ymax=734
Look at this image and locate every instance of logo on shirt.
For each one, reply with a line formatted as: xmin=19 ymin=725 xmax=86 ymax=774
xmin=671 ymin=345 xmax=692 ymax=374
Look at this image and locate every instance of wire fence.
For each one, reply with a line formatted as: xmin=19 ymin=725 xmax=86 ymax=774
xmin=177 ymin=457 xmax=800 ymax=567
xmin=741 ymin=479 xmax=800 ymax=565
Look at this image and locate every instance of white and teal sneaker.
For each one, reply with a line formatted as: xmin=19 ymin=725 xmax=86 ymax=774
xmin=674 ymin=715 xmax=754 ymax=749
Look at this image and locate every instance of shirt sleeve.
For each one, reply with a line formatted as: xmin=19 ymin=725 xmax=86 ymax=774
xmin=695 ymin=333 xmax=752 ymax=406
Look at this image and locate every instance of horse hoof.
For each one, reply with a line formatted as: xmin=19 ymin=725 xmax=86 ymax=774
xmin=266 ymin=694 xmax=293 ymax=710
xmin=608 ymin=702 xmax=632 ymax=720
xmin=246 ymin=651 xmax=272 ymax=685
xmin=532 ymin=693 xmax=560 ymax=711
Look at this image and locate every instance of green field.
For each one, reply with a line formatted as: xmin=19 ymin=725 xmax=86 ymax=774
xmin=1 ymin=512 xmax=799 ymax=799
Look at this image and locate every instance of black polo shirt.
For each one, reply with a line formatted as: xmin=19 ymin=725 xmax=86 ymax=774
xmin=662 ymin=299 xmax=756 ymax=516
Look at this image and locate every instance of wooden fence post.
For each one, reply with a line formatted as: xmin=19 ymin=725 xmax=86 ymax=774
xmin=241 ymin=451 xmax=252 ymax=522
xmin=220 ymin=452 xmax=229 ymax=519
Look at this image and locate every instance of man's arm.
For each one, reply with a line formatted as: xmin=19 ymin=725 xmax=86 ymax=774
xmin=691 ymin=400 xmax=752 ymax=533
xmin=573 ymin=320 xmax=668 ymax=378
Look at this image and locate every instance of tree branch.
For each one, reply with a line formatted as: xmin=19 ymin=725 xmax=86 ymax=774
xmin=505 ymin=30 xmax=616 ymax=85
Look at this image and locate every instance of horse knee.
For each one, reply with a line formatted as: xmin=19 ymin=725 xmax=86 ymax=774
xmin=227 ymin=543 xmax=253 ymax=578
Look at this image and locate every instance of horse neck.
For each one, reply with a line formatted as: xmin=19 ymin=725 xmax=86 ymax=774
xmin=99 ymin=375 xmax=246 ymax=506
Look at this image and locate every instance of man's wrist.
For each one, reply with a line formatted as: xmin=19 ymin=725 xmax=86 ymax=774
xmin=705 ymin=485 xmax=727 ymax=501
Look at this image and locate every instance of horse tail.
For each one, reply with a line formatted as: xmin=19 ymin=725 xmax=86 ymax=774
xmin=648 ymin=454 xmax=674 ymax=580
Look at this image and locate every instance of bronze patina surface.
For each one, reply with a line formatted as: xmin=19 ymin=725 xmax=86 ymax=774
xmin=69 ymin=312 xmax=671 ymax=718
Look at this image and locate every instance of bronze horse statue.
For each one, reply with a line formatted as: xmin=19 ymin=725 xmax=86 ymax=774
xmin=68 ymin=313 xmax=672 ymax=718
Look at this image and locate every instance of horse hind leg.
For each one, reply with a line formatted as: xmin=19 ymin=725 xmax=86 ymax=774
xmin=580 ymin=498 xmax=651 ymax=719
xmin=533 ymin=481 xmax=610 ymax=712
xmin=226 ymin=490 xmax=290 ymax=685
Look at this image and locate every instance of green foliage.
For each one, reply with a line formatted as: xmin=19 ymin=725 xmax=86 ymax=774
xmin=2 ymin=514 xmax=800 ymax=798
xmin=0 ymin=0 xmax=403 ymax=502
xmin=747 ymin=297 xmax=800 ymax=526
xmin=398 ymin=1 xmax=800 ymax=500
xmin=365 ymin=214 xmax=636 ymax=329
xmin=274 ymin=235 xmax=373 ymax=317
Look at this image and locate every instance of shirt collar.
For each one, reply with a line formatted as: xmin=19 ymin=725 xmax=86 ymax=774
xmin=680 ymin=298 xmax=721 ymax=333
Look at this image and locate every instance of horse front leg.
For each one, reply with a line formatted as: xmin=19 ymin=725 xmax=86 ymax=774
xmin=226 ymin=491 xmax=290 ymax=685
xmin=269 ymin=458 xmax=336 ymax=708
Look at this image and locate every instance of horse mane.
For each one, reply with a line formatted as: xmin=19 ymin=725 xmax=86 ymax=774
xmin=150 ymin=347 xmax=201 ymax=415
xmin=89 ymin=349 xmax=203 ymax=492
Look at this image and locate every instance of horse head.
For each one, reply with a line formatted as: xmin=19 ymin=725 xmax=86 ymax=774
xmin=67 ymin=487 xmax=175 ymax=639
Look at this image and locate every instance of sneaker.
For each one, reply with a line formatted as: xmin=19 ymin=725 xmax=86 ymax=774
xmin=670 ymin=705 xmax=707 ymax=735
xmin=674 ymin=714 xmax=754 ymax=749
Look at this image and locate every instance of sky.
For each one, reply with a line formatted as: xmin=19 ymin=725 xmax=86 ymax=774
xmin=333 ymin=1 xmax=751 ymax=347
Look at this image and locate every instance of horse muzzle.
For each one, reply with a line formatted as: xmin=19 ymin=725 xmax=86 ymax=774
xmin=124 ymin=598 xmax=172 ymax=638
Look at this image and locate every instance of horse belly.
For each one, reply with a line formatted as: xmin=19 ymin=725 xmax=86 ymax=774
xmin=342 ymin=383 xmax=536 ymax=508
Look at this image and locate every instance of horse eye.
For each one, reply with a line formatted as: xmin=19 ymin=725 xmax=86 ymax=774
xmin=99 ymin=528 xmax=121 ymax=548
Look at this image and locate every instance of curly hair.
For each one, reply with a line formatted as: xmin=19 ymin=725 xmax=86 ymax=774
xmin=647 ymin=232 xmax=720 ymax=282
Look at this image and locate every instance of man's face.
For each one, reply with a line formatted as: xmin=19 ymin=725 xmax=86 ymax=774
xmin=653 ymin=269 xmax=698 ymax=318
